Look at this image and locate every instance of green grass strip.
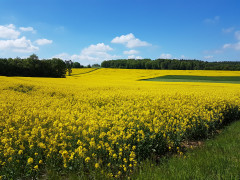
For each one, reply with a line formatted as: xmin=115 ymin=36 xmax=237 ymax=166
xmin=144 ymin=75 xmax=240 ymax=84
xmin=132 ymin=120 xmax=240 ymax=180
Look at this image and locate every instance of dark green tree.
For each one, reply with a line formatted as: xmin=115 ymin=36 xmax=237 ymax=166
xmin=29 ymin=54 xmax=39 ymax=60
xmin=0 ymin=55 xmax=67 ymax=77
xmin=92 ymin=64 xmax=100 ymax=68
xmin=65 ymin=60 xmax=73 ymax=76
xmin=73 ymin=62 xmax=83 ymax=68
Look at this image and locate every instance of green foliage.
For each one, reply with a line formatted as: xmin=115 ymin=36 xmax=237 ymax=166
xmin=101 ymin=59 xmax=240 ymax=71
xmin=0 ymin=54 xmax=66 ymax=78
xmin=65 ymin=60 xmax=73 ymax=76
xmin=72 ymin=62 xmax=84 ymax=68
xmin=8 ymin=84 xmax=35 ymax=93
xmin=92 ymin=64 xmax=100 ymax=68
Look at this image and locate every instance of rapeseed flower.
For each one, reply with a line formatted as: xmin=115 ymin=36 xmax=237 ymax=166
xmin=1 ymin=68 xmax=240 ymax=178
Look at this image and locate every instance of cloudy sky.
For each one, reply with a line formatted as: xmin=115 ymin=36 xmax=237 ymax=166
xmin=0 ymin=0 xmax=240 ymax=65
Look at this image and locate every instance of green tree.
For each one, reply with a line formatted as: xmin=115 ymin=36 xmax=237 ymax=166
xmin=92 ymin=64 xmax=100 ymax=68
xmin=73 ymin=62 xmax=82 ymax=68
xmin=29 ymin=54 xmax=39 ymax=60
xmin=65 ymin=60 xmax=73 ymax=76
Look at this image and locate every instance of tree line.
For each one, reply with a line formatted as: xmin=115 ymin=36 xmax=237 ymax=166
xmin=1 ymin=55 xmax=239 ymax=78
xmin=0 ymin=54 xmax=94 ymax=78
xmin=0 ymin=54 xmax=67 ymax=77
xmin=101 ymin=59 xmax=240 ymax=70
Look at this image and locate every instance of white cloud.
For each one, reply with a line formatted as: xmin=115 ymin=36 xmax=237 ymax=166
xmin=0 ymin=24 xmax=55 ymax=54
xmin=35 ymin=39 xmax=53 ymax=45
xmin=213 ymin=50 xmax=223 ymax=54
xmin=127 ymin=55 xmax=143 ymax=59
xmin=204 ymin=55 xmax=213 ymax=59
xmin=136 ymin=56 xmax=143 ymax=59
xmin=112 ymin=33 xmax=135 ymax=44
xmin=222 ymin=30 xmax=240 ymax=51
xmin=222 ymin=27 xmax=234 ymax=33
xmin=123 ymin=49 xmax=139 ymax=55
xmin=111 ymin=33 xmax=151 ymax=48
xmin=53 ymin=43 xmax=120 ymax=65
xmin=203 ymin=49 xmax=223 ymax=54
xmin=223 ymin=43 xmax=231 ymax=49
xmin=0 ymin=24 xmax=20 ymax=39
xmin=52 ymin=53 xmax=69 ymax=60
xmin=229 ymin=42 xmax=240 ymax=51
xmin=233 ymin=42 xmax=240 ymax=50
xmin=235 ymin=31 xmax=240 ymax=41
xmin=159 ymin=53 xmax=172 ymax=59
xmin=55 ymin=26 xmax=65 ymax=33
xmin=19 ymin=26 xmax=35 ymax=33
xmin=222 ymin=43 xmax=240 ymax=51
xmin=0 ymin=36 xmax=39 ymax=53
xmin=204 ymin=16 xmax=220 ymax=24
xmin=81 ymin=43 xmax=113 ymax=55
xmin=205 ymin=30 xmax=240 ymax=54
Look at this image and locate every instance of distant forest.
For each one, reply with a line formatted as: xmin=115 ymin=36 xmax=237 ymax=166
xmin=0 ymin=54 xmax=88 ymax=78
xmin=0 ymin=54 xmax=67 ymax=78
xmin=101 ymin=59 xmax=240 ymax=71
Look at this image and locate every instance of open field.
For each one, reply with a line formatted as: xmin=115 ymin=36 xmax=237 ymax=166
xmin=0 ymin=69 xmax=240 ymax=179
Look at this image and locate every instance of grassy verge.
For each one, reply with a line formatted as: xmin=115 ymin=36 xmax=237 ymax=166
xmin=132 ymin=120 xmax=240 ymax=180
xmin=143 ymin=75 xmax=240 ymax=84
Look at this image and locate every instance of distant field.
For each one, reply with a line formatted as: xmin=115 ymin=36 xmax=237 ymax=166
xmin=143 ymin=75 xmax=240 ymax=84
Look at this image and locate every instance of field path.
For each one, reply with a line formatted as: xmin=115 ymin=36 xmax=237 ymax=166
xmin=71 ymin=68 xmax=99 ymax=77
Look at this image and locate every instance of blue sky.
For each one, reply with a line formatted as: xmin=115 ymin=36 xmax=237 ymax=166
xmin=0 ymin=0 xmax=240 ymax=65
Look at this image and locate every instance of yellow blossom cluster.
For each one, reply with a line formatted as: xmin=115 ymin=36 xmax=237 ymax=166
xmin=0 ymin=68 xmax=240 ymax=179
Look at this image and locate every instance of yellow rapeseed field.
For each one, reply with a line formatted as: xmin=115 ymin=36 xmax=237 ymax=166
xmin=1 ymin=68 xmax=240 ymax=179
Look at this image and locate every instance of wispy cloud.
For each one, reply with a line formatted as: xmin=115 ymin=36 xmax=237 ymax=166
xmin=223 ymin=42 xmax=240 ymax=51
xmin=235 ymin=31 xmax=240 ymax=41
xmin=127 ymin=55 xmax=143 ymax=59
xmin=204 ymin=55 xmax=213 ymax=59
xmin=123 ymin=49 xmax=139 ymax=55
xmin=203 ymin=49 xmax=223 ymax=55
xmin=204 ymin=16 xmax=220 ymax=24
xmin=221 ymin=30 xmax=240 ymax=51
xmin=35 ymin=39 xmax=53 ymax=45
xmin=223 ymin=44 xmax=231 ymax=49
xmin=222 ymin=27 xmax=234 ymax=33
xmin=55 ymin=26 xmax=65 ymax=33
xmin=159 ymin=53 xmax=172 ymax=59
xmin=19 ymin=26 xmax=36 ymax=33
